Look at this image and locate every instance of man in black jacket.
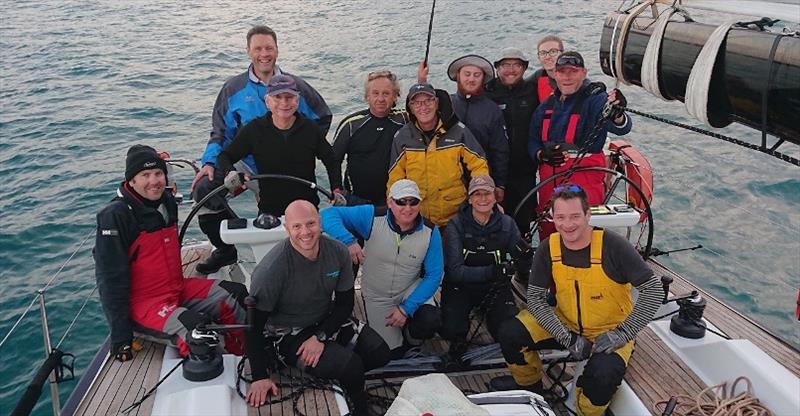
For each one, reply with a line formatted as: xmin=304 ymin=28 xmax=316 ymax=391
xmin=484 ymin=48 xmax=539 ymax=236
xmin=95 ymin=145 xmax=247 ymax=361
xmin=440 ymin=175 xmax=531 ymax=366
xmin=216 ymin=74 xmax=345 ymax=216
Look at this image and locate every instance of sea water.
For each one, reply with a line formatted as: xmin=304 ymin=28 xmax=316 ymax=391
xmin=1 ymin=1 xmax=798 ymax=414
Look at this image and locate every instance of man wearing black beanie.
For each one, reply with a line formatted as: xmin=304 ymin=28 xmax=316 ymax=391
xmin=95 ymin=144 xmax=248 ymax=362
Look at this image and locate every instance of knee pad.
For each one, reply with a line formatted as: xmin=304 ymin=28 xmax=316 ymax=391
xmin=577 ymin=353 xmax=626 ymax=405
xmin=218 ymin=280 xmax=248 ymax=307
xmin=497 ymin=318 xmax=530 ymax=365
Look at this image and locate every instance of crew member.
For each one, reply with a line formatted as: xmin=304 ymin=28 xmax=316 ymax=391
xmin=95 ymin=145 xmax=247 ymax=361
xmin=484 ymin=48 xmax=539 ymax=235
xmin=216 ymin=74 xmax=344 ymax=218
xmin=246 ymin=200 xmax=390 ymax=415
xmin=321 ymin=179 xmax=443 ymax=357
xmin=333 ymin=70 xmax=409 ymax=206
xmin=441 ymin=175 xmax=530 ymax=365
xmin=529 ymin=35 xmax=564 ymax=102
xmin=418 ymin=56 xmax=509 ymax=201
xmin=490 ymin=184 xmax=661 ymax=416
xmin=388 ymin=83 xmax=489 ymax=227
xmin=191 ymin=25 xmax=332 ymax=274
xmin=529 ymin=51 xmax=630 ymax=240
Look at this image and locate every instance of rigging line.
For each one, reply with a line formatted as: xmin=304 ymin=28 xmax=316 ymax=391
xmin=0 ymin=295 xmax=40 ymax=349
xmin=666 ymin=226 xmax=796 ymax=292
xmin=41 ymin=228 xmax=95 ymax=293
xmin=624 ymin=107 xmax=800 ymax=166
xmin=55 ymin=285 xmax=97 ymax=349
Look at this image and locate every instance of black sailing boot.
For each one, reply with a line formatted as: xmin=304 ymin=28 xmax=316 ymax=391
xmin=488 ymin=375 xmax=545 ymax=395
xmin=196 ymin=213 xmax=238 ymax=275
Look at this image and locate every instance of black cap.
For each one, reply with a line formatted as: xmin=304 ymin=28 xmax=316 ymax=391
xmin=555 ymin=51 xmax=585 ymax=70
xmin=125 ymin=144 xmax=167 ymax=181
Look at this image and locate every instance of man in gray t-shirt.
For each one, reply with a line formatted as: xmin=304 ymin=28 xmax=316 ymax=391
xmin=245 ymin=200 xmax=390 ymax=415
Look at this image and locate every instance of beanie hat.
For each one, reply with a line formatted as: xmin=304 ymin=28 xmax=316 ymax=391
xmin=125 ymin=144 xmax=167 ymax=181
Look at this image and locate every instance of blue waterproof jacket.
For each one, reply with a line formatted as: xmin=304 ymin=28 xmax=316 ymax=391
xmin=200 ymin=65 xmax=332 ymax=172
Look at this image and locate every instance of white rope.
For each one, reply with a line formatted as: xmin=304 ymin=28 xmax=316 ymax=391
xmin=641 ymin=7 xmax=678 ymax=100
xmin=685 ymin=20 xmax=738 ymax=126
xmin=613 ymin=1 xmax=655 ymax=85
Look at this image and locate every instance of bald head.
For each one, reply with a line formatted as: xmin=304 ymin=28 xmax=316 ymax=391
xmin=284 ymin=200 xmax=322 ymax=259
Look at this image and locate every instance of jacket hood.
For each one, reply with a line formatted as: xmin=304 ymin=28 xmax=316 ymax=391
xmin=406 ymin=88 xmax=459 ymax=130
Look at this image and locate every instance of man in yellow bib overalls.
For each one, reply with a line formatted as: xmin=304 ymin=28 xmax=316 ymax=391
xmin=490 ymin=184 xmax=662 ymax=416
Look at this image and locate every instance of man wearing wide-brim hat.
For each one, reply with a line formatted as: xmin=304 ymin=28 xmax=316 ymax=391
xmin=418 ymin=55 xmax=510 ymax=204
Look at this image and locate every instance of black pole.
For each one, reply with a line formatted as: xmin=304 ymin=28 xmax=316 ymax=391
xmin=12 ymin=349 xmax=64 ymax=416
xmin=423 ymin=0 xmax=436 ymax=65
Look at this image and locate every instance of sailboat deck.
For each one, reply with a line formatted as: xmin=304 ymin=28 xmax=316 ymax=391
xmin=70 ymin=252 xmax=799 ymax=416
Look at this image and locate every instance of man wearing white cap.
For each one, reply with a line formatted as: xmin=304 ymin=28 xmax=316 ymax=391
xmin=321 ymin=179 xmax=444 ymax=357
xmin=418 ymin=56 xmax=509 ymax=202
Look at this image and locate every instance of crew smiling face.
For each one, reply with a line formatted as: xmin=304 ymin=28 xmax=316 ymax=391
xmin=409 ymin=93 xmax=438 ymax=129
xmin=552 ymin=196 xmax=592 ymax=248
xmin=284 ymin=200 xmax=322 ymax=258
xmin=387 ymin=196 xmax=421 ymax=231
xmin=555 ymin=66 xmax=587 ymax=97
xmin=469 ymin=189 xmax=496 ymax=216
xmin=457 ymin=65 xmax=485 ymax=95
xmin=497 ymin=59 xmax=525 ymax=86
xmin=266 ymin=92 xmax=299 ymax=121
xmin=129 ymin=168 xmax=166 ymax=201
xmin=537 ymin=40 xmax=562 ymax=73
xmin=247 ymin=34 xmax=278 ymax=79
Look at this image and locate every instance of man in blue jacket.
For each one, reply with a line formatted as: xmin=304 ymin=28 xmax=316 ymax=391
xmin=190 ymin=25 xmax=332 ymax=275
xmin=321 ymin=179 xmax=443 ymax=358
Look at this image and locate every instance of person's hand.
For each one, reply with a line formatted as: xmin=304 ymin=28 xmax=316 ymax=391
xmin=348 ymin=242 xmax=365 ymax=265
xmin=246 ymin=378 xmax=279 ymax=407
xmin=567 ymin=332 xmax=592 ymax=360
xmin=191 ymin=164 xmax=215 ymax=192
xmin=539 ymin=142 xmax=567 ymax=167
xmin=385 ymin=306 xmax=408 ymax=327
xmin=417 ymin=61 xmax=429 ymax=84
xmin=112 ymin=342 xmax=134 ymax=362
xmin=296 ymin=336 xmax=325 ymax=368
xmin=606 ymin=88 xmax=627 ymax=123
xmin=223 ymin=171 xmax=246 ymax=193
xmin=494 ymin=187 xmax=505 ymax=203
xmin=592 ymin=329 xmax=627 ymax=354
xmin=332 ymin=188 xmax=347 ymax=206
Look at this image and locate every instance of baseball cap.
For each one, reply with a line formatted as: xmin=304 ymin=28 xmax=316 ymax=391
xmin=494 ymin=47 xmax=529 ymax=68
xmin=267 ymin=74 xmax=299 ymax=96
xmin=468 ymin=174 xmax=495 ymax=194
xmin=555 ymin=51 xmax=585 ymax=71
xmin=407 ymin=83 xmax=436 ymax=101
xmin=447 ymin=54 xmax=494 ymax=81
xmin=388 ymin=179 xmax=422 ymax=200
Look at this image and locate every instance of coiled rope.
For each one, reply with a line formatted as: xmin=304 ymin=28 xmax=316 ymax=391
xmin=654 ymin=376 xmax=772 ymax=416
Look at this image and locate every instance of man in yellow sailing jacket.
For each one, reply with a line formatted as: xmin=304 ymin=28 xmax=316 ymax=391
xmin=388 ymin=83 xmax=489 ymax=227
xmin=490 ymin=184 xmax=662 ymax=416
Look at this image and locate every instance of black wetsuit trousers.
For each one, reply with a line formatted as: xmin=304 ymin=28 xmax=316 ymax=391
xmin=440 ymin=281 xmax=519 ymax=342
xmin=276 ymin=323 xmax=390 ymax=413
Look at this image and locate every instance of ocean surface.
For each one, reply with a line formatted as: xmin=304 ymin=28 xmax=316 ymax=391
xmin=1 ymin=1 xmax=798 ymax=414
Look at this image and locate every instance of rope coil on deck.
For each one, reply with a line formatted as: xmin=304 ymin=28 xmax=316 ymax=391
xmin=654 ymin=376 xmax=772 ymax=416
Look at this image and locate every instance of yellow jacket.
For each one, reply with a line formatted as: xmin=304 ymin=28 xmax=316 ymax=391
xmin=388 ymin=97 xmax=489 ymax=227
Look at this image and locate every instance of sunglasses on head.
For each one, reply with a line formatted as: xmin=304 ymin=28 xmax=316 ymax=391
xmin=393 ymin=197 xmax=420 ymax=206
xmin=553 ymin=184 xmax=584 ymax=194
xmin=556 ymin=55 xmax=583 ymax=68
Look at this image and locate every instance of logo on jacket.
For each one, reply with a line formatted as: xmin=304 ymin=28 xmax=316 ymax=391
xmin=101 ymin=229 xmax=119 ymax=236
xmin=325 ymin=270 xmax=340 ymax=279
xmin=590 ymin=294 xmax=604 ymax=301
xmin=157 ymin=304 xmax=178 ymax=318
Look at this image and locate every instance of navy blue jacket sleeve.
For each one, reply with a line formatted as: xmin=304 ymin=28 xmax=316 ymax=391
xmin=94 ymin=201 xmax=135 ymax=349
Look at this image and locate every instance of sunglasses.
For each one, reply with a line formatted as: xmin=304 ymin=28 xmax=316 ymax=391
xmin=553 ymin=184 xmax=584 ymax=194
xmin=393 ymin=197 xmax=421 ymax=206
xmin=555 ymin=55 xmax=583 ymax=68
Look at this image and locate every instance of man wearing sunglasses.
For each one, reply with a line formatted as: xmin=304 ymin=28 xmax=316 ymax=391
xmin=491 ymin=185 xmax=661 ymax=416
xmin=388 ymin=83 xmax=489 ymax=227
xmin=333 ymin=71 xmax=410 ymax=206
xmin=190 ymin=25 xmax=333 ymax=275
xmin=321 ymin=179 xmax=443 ymax=357
xmin=528 ymin=51 xmax=631 ymax=241
xmin=440 ymin=175 xmax=532 ymax=368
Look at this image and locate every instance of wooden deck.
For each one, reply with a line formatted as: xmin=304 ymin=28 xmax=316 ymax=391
xmin=70 ymin=248 xmax=798 ymax=416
